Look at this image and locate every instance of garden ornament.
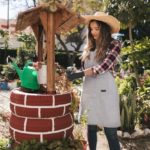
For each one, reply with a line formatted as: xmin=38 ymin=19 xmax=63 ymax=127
xmin=7 ymin=56 xmax=40 ymax=91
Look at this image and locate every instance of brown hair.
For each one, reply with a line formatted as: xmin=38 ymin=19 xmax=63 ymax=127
xmin=81 ymin=20 xmax=112 ymax=62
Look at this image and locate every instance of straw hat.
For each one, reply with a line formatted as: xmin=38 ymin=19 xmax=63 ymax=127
xmin=83 ymin=12 xmax=120 ymax=33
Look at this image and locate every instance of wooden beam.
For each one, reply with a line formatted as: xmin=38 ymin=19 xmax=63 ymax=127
xmin=40 ymin=11 xmax=48 ymax=33
xmin=46 ymin=13 xmax=55 ymax=93
xmin=31 ymin=24 xmax=44 ymax=61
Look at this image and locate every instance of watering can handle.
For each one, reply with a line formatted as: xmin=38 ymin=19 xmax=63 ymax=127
xmin=7 ymin=56 xmax=13 ymax=63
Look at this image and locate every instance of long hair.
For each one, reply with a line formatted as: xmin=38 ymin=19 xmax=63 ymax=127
xmin=81 ymin=20 xmax=112 ymax=62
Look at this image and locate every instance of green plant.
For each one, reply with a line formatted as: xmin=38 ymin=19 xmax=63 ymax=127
xmin=1 ymin=65 xmax=18 ymax=81
xmin=17 ymin=32 xmax=36 ymax=51
xmin=0 ymin=138 xmax=9 ymax=150
xmin=137 ymin=85 xmax=150 ymax=128
xmin=11 ymin=138 xmax=84 ymax=150
xmin=116 ymin=75 xmax=138 ymax=133
xmin=120 ymin=91 xmax=137 ymax=133
xmin=16 ymin=49 xmax=36 ymax=67
xmin=0 ymin=29 xmax=9 ymax=49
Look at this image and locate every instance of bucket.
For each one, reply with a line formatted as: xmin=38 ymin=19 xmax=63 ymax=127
xmin=37 ymin=64 xmax=47 ymax=84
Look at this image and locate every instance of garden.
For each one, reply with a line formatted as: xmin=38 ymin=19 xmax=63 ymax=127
xmin=0 ymin=0 xmax=150 ymax=150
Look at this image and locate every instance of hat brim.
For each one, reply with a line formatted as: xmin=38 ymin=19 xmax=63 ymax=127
xmin=82 ymin=14 xmax=120 ymax=34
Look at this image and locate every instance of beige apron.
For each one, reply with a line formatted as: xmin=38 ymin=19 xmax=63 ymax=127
xmin=79 ymin=50 xmax=121 ymax=127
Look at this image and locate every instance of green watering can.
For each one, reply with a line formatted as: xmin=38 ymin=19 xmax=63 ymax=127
xmin=8 ymin=57 xmax=40 ymax=91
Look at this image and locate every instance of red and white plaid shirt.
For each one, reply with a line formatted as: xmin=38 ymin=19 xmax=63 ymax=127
xmin=93 ymin=40 xmax=121 ymax=74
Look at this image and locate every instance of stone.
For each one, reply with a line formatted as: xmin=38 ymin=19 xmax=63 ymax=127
xmin=123 ymin=132 xmax=131 ymax=138
xmin=144 ymin=128 xmax=150 ymax=136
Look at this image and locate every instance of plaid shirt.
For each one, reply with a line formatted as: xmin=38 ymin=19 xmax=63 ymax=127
xmin=93 ymin=40 xmax=121 ymax=74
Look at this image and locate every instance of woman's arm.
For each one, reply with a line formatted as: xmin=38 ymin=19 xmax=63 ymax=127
xmin=66 ymin=40 xmax=121 ymax=79
xmin=92 ymin=40 xmax=121 ymax=75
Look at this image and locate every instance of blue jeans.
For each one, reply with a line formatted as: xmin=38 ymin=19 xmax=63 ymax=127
xmin=87 ymin=125 xmax=120 ymax=150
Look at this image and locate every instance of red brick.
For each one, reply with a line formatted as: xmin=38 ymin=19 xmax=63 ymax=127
xmin=10 ymin=114 xmax=25 ymax=131
xmin=10 ymin=103 xmax=15 ymax=113
xmin=15 ymin=107 xmax=38 ymax=118
xmin=41 ymin=107 xmax=64 ymax=118
xmin=15 ymin=131 xmax=40 ymax=142
xmin=26 ymin=118 xmax=52 ymax=132
xmin=10 ymin=92 xmax=25 ymax=105
xmin=55 ymin=93 xmax=71 ymax=105
xmin=54 ymin=113 xmax=73 ymax=130
xmin=65 ymin=105 xmax=71 ymax=114
xmin=65 ymin=126 xmax=74 ymax=137
xmin=43 ymin=131 xmax=65 ymax=141
xmin=26 ymin=95 xmax=53 ymax=106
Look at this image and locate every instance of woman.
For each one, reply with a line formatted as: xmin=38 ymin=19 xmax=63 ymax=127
xmin=67 ymin=12 xmax=121 ymax=150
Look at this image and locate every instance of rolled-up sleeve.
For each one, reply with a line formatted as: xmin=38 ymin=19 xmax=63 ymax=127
xmin=93 ymin=40 xmax=121 ymax=74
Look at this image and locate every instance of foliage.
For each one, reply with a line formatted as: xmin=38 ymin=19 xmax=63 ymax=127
xmin=121 ymin=37 xmax=150 ymax=72
xmin=1 ymin=65 xmax=18 ymax=81
xmin=136 ymin=75 xmax=150 ymax=128
xmin=116 ymin=75 xmax=137 ymax=133
xmin=71 ymin=0 xmax=105 ymax=14
xmin=120 ymin=91 xmax=137 ymax=133
xmin=15 ymin=32 xmax=36 ymax=68
xmin=107 ymin=0 xmax=150 ymax=87
xmin=121 ymin=37 xmax=150 ymax=55
xmin=17 ymin=32 xmax=36 ymax=51
xmin=0 ymin=29 xmax=9 ymax=49
xmin=0 ymin=138 xmax=9 ymax=150
xmin=16 ymin=49 xmax=36 ymax=67
xmin=55 ymin=25 xmax=85 ymax=66
xmin=11 ymin=138 xmax=84 ymax=150
xmin=106 ymin=0 xmax=150 ymax=28
xmin=116 ymin=70 xmax=150 ymax=131
xmin=116 ymin=75 xmax=137 ymax=95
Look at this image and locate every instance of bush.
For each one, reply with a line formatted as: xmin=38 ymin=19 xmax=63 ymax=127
xmin=10 ymin=138 xmax=85 ymax=150
xmin=0 ymin=138 xmax=9 ymax=150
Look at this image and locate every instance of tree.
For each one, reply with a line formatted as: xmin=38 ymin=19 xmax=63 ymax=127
xmin=106 ymin=0 xmax=150 ymax=86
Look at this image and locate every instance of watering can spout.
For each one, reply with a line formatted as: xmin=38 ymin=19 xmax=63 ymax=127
xmin=12 ymin=62 xmax=23 ymax=79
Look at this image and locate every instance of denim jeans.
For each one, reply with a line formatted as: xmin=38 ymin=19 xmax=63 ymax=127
xmin=87 ymin=125 xmax=120 ymax=150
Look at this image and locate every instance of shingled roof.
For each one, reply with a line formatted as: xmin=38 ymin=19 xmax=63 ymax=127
xmin=15 ymin=2 xmax=85 ymax=33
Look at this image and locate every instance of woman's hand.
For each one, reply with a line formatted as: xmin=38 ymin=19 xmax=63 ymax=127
xmin=33 ymin=62 xmax=42 ymax=70
xmin=84 ymin=68 xmax=96 ymax=76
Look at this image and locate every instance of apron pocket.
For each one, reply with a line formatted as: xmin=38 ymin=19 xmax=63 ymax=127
xmin=101 ymin=89 xmax=107 ymax=92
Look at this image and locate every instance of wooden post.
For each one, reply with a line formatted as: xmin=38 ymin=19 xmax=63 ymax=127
xmin=32 ymin=24 xmax=43 ymax=61
xmin=46 ymin=13 xmax=55 ymax=93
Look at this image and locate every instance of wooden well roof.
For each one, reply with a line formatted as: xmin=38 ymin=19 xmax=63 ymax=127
xmin=15 ymin=3 xmax=85 ymax=33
